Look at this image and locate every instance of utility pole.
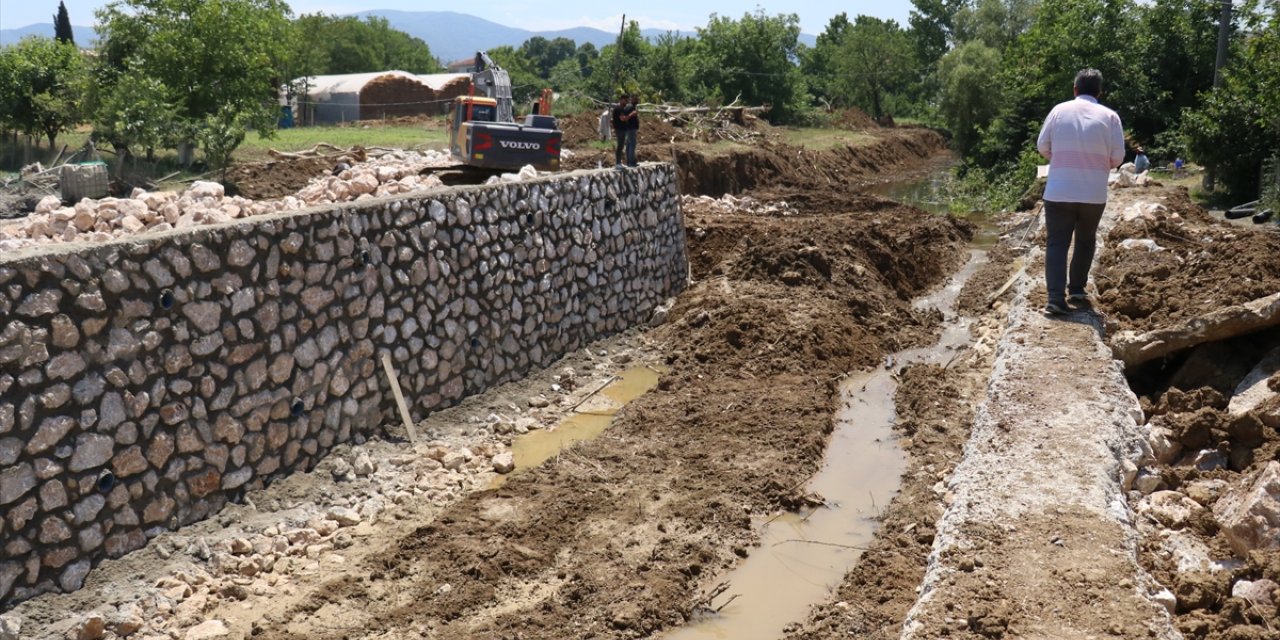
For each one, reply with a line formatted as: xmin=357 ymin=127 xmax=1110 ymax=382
xmin=1213 ymin=0 xmax=1232 ymax=87
xmin=612 ymin=14 xmax=626 ymax=95
xmin=1205 ymin=0 xmax=1232 ymax=190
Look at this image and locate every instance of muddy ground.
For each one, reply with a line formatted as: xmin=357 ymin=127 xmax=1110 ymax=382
xmin=1094 ymin=187 xmax=1280 ymax=639
xmin=241 ymin=189 xmax=972 ymax=640
xmin=1097 ymin=189 xmax=1280 ymax=335
xmin=5 ymin=125 xmax=979 ymax=639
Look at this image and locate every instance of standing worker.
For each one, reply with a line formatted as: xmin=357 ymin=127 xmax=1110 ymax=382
xmin=1134 ymin=147 xmax=1150 ymax=173
xmin=612 ymin=95 xmax=629 ymax=169
xmin=1035 ymin=68 xmax=1125 ymax=316
xmin=624 ymin=94 xmax=640 ymax=167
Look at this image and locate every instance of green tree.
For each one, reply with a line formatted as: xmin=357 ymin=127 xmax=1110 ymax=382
xmin=937 ymin=40 xmax=1003 ymax=155
xmin=802 ymin=12 xmax=852 ymax=105
xmin=54 ymin=1 xmax=75 ymax=45
xmin=952 ymin=0 xmax=1039 ymax=50
xmin=0 ymin=37 xmax=85 ymax=146
xmin=93 ymin=0 xmax=296 ymax=168
xmin=910 ymin=0 xmax=964 ymax=70
xmin=519 ymin=36 xmax=577 ymax=79
xmin=644 ymin=32 xmax=695 ymax=103
xmin=292 ymin=14 xmax=438 ymax=76
xmin=1130 ymin=0 xmax=1222 ymax=149
xmin=92 ymin=64 xmax=180 ymax=160
xmin=589 ymin=20 xmax=652 ymax=100
xmin=485 ymin=45 xmax=544 ymax=104
xmin=692 ymin=10 xmax=807 ymax=122
xmin=833 ymin=16 xmax=916 ymax=118
xmin=1180 ymin=7 xmax=1280 ymax=198
xmin=975 ymin=0 xmax=1148 ymax=167
xmin=576 ymin=42 xmax=599 ymax=79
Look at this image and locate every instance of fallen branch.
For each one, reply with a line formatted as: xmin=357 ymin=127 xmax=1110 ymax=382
xmin=772 ymin=539 xmax=873 ymax=551
xmin=568 ymin=375 xmax=619 ymax=412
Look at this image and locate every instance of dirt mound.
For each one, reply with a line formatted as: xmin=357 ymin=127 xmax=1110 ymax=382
xmin=833 ymin=107 xmax=880 ymax=131
xmin=668 ymin=129 xmax=948 ymax=198
xmin=664 ymin=209 xmax=970 ymax=378
xmin=224 ymin=154 xmax=356 ymax=200
xmin=1097 ymin=190 xmax=1280 ymax=335
xmin=1099 ymin=187 xmax=1280 ymax=640
xmin=557 ymin=110 xmax=685 ymax=148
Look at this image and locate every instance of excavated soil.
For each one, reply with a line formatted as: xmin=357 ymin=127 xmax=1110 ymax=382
xmin=1096 ymin=189 xmax=1280 ymax=335
xmin=669 ymin=130 xmax=949 ymax=198
xmin=1100 ymin=187 xmax=1280 ymax=639
xmin=4 ymin=125 xmax=977 ymax=639
xmin=244 ymin=195 xmax=973 ymax=639
xmin=224 ymin=153 xmax=362 ymax=200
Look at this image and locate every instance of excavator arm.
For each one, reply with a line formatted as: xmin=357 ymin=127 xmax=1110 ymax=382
xmin=471 ymin=50 xmax=514 ymax=124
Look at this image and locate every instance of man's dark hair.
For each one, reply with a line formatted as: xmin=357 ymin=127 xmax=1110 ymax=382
xmin=1074 ymin=68 xmax=1103 ymax=97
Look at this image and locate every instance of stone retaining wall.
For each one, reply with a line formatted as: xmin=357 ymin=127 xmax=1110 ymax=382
xmin=0 ymin=165 xmax=687 ymax=606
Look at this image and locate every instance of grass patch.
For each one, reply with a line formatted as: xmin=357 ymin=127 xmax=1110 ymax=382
xmin=777 ymin=127 xmax=876 ymax=150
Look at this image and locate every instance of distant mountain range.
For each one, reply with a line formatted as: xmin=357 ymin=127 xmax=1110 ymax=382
xmin=0 ymin=23 xmax=96 ymax=46
xmin=1 ymin=10 xmax=817 ymax=65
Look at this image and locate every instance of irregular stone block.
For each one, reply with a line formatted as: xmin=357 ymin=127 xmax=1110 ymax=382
xmin=0 ymin=463 xmax=35 ymax=505
xmin=1215 ymin=461 xmax=1280 ymax=556
xmin=68 ymin=434 xmax=114 ymax=472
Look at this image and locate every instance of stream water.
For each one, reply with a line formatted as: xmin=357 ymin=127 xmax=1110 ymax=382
xmin=664 ymin=166 xmax=994 ymax=640
xmin=494 ymin=165 xmax=995 ymax=639
xmin=663 ymin=245 xmax=987 ymax=640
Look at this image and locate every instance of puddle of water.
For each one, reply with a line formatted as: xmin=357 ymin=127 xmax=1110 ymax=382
xmin=666 ymin=369 xmax=905 ymax=640
xmin=868 ymin=169 xmax=1003 ymax=250
xmin=665 ymin=244 xmax=987 ymax=640
xmin=491 ymin=366 xmax=661 ymax=487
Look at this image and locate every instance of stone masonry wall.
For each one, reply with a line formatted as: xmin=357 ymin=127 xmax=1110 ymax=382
xmin=0 ymin=165 xmax=686 ymax=606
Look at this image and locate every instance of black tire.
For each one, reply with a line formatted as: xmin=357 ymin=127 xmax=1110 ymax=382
xmin=1252 ymin=210 xmax=1274 ymax=224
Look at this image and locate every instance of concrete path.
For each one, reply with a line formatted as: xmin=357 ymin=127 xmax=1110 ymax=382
xmin=900 ymin=196 xmax=1181 ymax=639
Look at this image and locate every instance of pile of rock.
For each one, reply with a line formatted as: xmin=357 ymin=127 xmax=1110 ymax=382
xmin=35 ymin=435 xmax=514 ymax=640
xmin=0 ymin=151 xmax=451 ymax=253
xmin=294 ymin=149 xmax=449 ymax=204
xmin=1110 ymin=163 xmax=1159 ymax=189
xmin=680 ymin=193 xmax=796 ymax=217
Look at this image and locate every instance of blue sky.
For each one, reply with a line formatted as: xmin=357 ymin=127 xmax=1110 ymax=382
xmin=0 ymin=1 xmax=917 ymax=35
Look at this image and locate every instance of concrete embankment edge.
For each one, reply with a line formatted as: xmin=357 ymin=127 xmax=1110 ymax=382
xmin=900 ymin=202 xmax=1180 ymax=638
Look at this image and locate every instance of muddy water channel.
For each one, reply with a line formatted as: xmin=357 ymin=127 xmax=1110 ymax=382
xmin=664 ymin=249 xmax=987 ymax=640
xmin=666 ymin=172 xmax=994 ymax=640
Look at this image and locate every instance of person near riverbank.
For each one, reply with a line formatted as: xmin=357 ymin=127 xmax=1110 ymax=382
xmin=1134 ymin=148 xmax=1150 ymax=173
xmin=1035 ymin=68 xmax=1126 ymax=315
xmin=612 ymin=96 xmax=630 ymax=168
xmin=622 ymin=95 xmax=640 ymax=167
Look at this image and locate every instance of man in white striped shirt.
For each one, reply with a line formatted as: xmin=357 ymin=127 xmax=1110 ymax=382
xmin=1036 ymin=68 xmax=1126 ymax=315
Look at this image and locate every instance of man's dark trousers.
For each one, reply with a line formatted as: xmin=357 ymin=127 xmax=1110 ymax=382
xmin=1043 ymin=200 xmax=1106 ymax=305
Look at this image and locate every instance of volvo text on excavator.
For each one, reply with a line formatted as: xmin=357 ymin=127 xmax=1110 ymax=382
xmin=447 ymin=51 xmax=562 ymax=172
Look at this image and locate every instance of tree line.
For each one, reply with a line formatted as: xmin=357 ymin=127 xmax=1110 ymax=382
xmin=0 ymin=0 xmax=443 ymax=170
xmin=0 ymin=0 xmax=1276 ymax=201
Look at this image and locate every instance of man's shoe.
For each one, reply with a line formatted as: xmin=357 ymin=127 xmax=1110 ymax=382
xmin=1068 ymin=292 xmax=1089 ymax=304
xmin=1045 ymin=301 xmax=1070 ymax=315
xmin=614 ymin=163 xmax=624 ymax=170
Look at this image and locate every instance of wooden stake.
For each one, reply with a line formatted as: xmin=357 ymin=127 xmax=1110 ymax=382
xmin=380 ymin=353 xmax=419 ymax=445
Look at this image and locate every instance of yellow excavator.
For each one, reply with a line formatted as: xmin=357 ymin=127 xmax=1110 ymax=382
xmin=447 ymin=51 xmax=562 ymax=172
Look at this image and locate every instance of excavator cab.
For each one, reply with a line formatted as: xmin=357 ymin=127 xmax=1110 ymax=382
xmin=448 ymin=96 xmax=498 ymax=159
xmin=444 ymin=51 xmax=562 ymax=172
